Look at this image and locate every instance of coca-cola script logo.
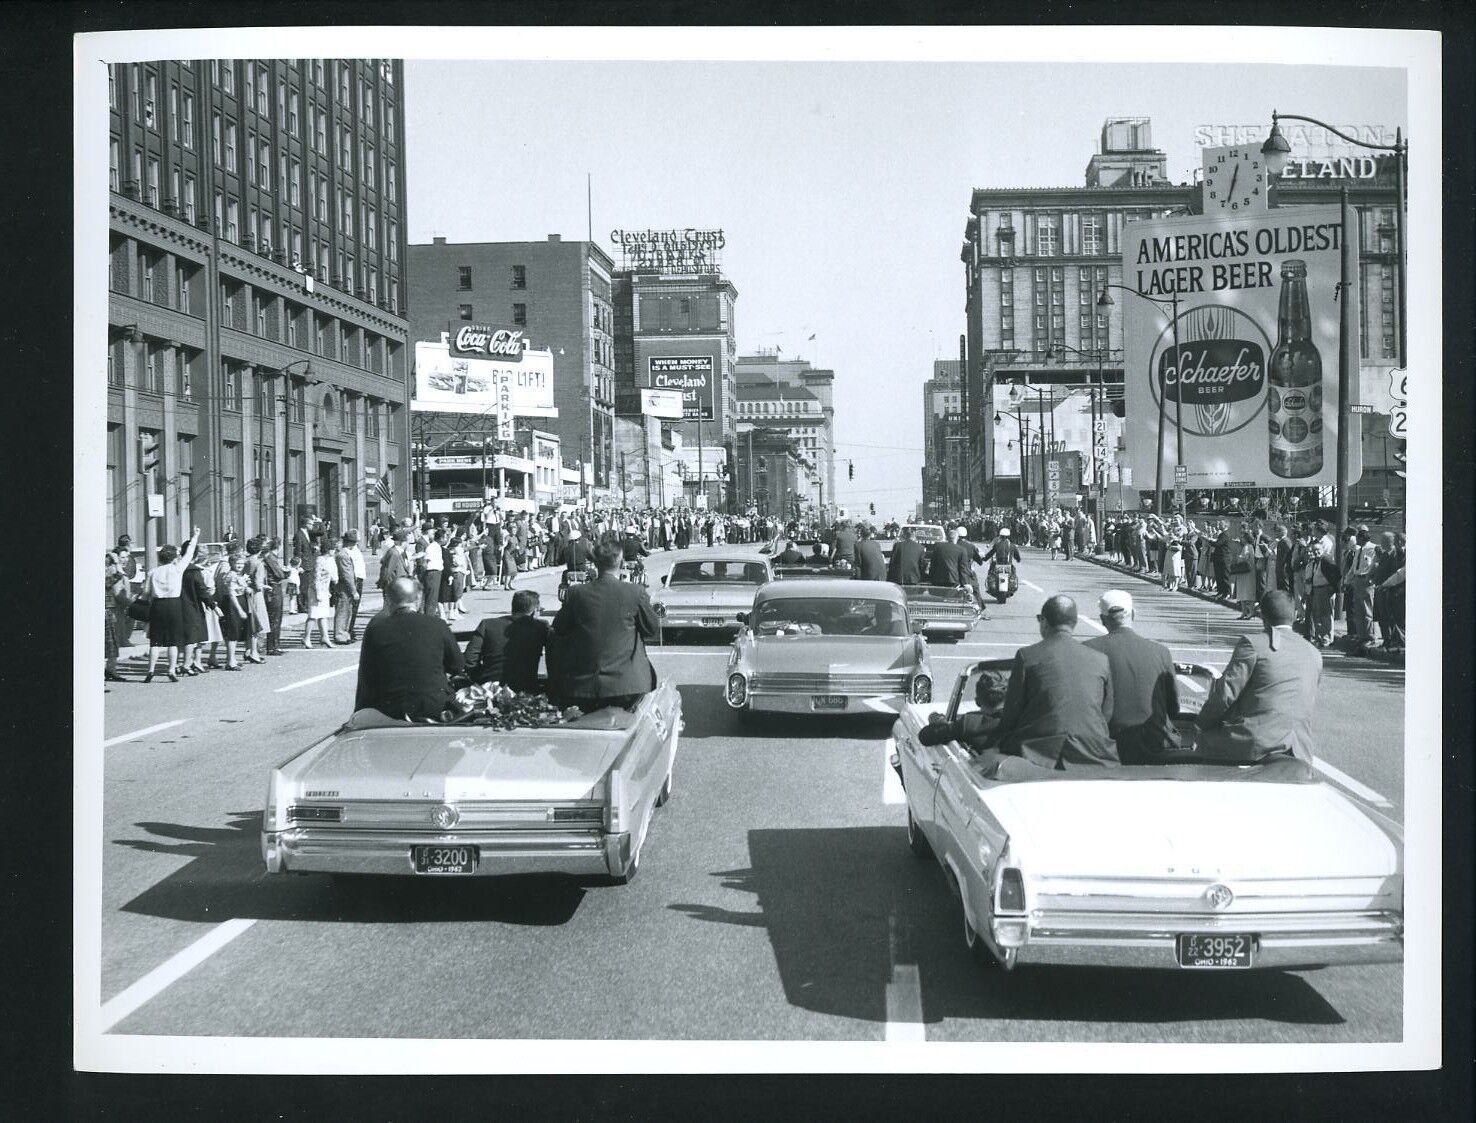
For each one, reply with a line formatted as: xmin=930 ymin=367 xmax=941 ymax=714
xmin=451 ymin=325 xmax=527 ymax=361
xmin=1149 ymin=304 xmax=1271 ymax=437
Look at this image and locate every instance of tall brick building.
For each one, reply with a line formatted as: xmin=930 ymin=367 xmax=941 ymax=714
xmin=107 ymin=58 xmax=412 ymax=557
xmin=405 ymin=236 xmax=617 ymax=500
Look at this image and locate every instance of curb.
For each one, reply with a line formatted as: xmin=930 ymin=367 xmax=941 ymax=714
xmin=1077 ymin=551 xmax=1405 ymax=668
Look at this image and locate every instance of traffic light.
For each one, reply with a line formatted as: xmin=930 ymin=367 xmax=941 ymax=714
xmin=869 ymin=502 xmax=876 ymax=515
xmin=138 ymin=430 xmax=160 ymax=475
xmin=848 ymin=461 xmax=854 ymax=480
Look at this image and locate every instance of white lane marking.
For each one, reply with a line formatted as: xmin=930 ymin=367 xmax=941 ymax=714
xmin=882 ymin=738 xmax=906 ymax=805
xmin=1019 ymin=577 xmax=1044 ymax=594
xmin=103 ymin=719 xmax=187 ymax=748
xmin=1314 ymin=758 xmax=1395 ymax=809
xmin=884 ymin=912 xmax=926 ymax=1042
xmin=274 ymin=663 xmax=359 ymax=693
xmin=99 ymin=917 xmax=257 ymax=1032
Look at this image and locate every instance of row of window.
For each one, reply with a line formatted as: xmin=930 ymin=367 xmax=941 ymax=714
xmin=457 ymin=264 xmax=527 ymax=291
xmin=737 ymin=399 xmax=822 ymax=415
xmin=458 ymin=303 xmax=527 ymax=327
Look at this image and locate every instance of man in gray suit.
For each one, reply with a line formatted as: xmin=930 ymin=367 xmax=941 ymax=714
xmin=995 ymin=594 xmax=1118 ymax=770
xmin=886 ymin=526 xmax=926 ymax=586
xmin=1084 ymin=590 xmax=1181 ymax=763
xmin=854 ymin=525 xmax=888 ymax=581
xmin=551 ymin=541 xmax=660 ymax=712
xmin=1196 ymin=590 xmax=1322 ymax=765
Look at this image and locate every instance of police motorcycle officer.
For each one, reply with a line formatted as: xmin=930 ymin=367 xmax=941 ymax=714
xmin=986 ymin=527 xmax=1023 ymax=604
xmin=619 ymin=523 xmax=650 ymax=585
xmin=557 ymin=526 xmax=596 ymax=603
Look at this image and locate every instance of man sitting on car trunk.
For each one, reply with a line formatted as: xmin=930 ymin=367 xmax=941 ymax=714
xmin=551 ymin=541 xmax=660 ymax=713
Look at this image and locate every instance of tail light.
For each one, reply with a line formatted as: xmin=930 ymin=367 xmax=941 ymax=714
xmin=726 ymin=673 xmax=748 ymax=707
xmin=654 ymin=602 xmax=666 ymax=617
xmin=910 ymin=674 xmax=932 ymax=704
xmin=287 ymin=805 xmax=343 ymax=823
xmin=996 ymin=867 xmax=1026 ymax=913
xmin=607 ymin=770 xmax=624 ymax=833
xmin=552 ymin=805 xmax=603 ymax=823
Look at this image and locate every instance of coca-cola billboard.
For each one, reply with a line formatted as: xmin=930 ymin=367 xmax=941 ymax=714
xmin=449 ymin=324 xmax=529 ymax=361
xmin=1123 ymin=205 xmax=1358 ymax=491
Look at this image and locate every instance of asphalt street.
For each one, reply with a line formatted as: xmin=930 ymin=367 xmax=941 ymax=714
xmin=94 ymin=544 xmax=1405 ymax=1042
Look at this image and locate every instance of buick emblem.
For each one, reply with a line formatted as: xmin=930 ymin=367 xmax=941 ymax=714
xmin=1204 ymin=883 xmax=1235 ymax=910
xmin=430 ymin=804 xmax=459 ymax=830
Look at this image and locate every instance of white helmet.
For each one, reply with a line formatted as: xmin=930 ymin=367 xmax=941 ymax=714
xmin=999 ymin=528 xmax=1011 ymax=537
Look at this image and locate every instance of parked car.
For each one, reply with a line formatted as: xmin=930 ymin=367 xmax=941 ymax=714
xmin=891 ymin=659 xmax=1403 ymax=971
xmin=725 ymin=579 xmax=932 ymax=718
xmin=261 ymin=680 xmax=683 ymax=885
xmin=653 ymin=555 xmax=772 ymax=642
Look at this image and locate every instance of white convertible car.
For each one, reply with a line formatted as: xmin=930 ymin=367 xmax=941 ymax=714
xmin=892 ymin=659 xmax=1403 ymax=971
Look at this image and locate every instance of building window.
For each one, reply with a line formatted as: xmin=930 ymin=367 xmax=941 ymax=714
xmin=243 ymin=60 xmax=255 ymax=106
xmin=168 ymin=84 xmax=178 ymax=141
xmin=177 ymin=351 xmax=192 ymax=401
xmin=183 ymin=173 xmax=196 ymax=223
xmin=389 ymin=278 xmax=399 ymax=314
xmin=144 ymin=345 xmax=160 ymax=393
xmin=256 ymin=65 xmax=270 ymax=115
xmin=224 ymin=120 xmax=237 ymax=171
xmin=313 ymin=59 xmax=324 ymax=88
xmin=129 ymin=65 xmax=141 ymax=122
xmin=386 ymin=160 xmax=397 ymax=198
xmin=212 ymin=112 xmax=222 ymax=165
xmin=457 ymin=266 xmax=472 ymax=290
xmin=222 ymin=364 xmax=240 ymax=411
xmin=387 ymin=220 xmax=398 ymax=260
xmin=147 ymin=158 xmax=160 ymax=207
xmin=1082 ymin=213 xmax=1102 ymax=255
xmin=366 ymin=400 xmax=380 ymax=437
xmin=512 ymin=303 xmax=527 ymax=326
xmin=1037 ymin=214 xmax=1060 ymax=256
xmin=362 ymin=143 xmax=375 ymax=183
xmin=315 ymin=175 xmax=328 ymax=220
xmin=291 ymin=379 xmax=306 ymax=422
xmin=339 ymin=124 xmax=352 ymax=170
xmin=109 ymin=66 xmax=116 ymax=109
xmin=259 ymin=139 xmax=272 ymax=189
xmin=246 ymin=136 xmax=256 ymax=186
xmin=365 ymin=207 xmax=377 ymax=249
xmin=511 ymin=264 xmax=526 ymax=289
xmin=176 ymin=264 xmax=190 ymax=313
xmin=182 ymin=91 xmax=194 ymax=149
xmin=144 ymin=71 xmax=157 ymax=128
xmin=457 ymin=304 xmax=473 ymax=321
xmin=109 ymin=139 xmax=119 ymax=190
xmin=255 ymin=295 xmax=267 ymax=335
xmin=313 ymin=108 xmax=327 ymax=155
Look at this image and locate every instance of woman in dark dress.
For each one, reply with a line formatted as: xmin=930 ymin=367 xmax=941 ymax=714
xmin=180 ymin=552 xmax=217 ymax=675
xmin=215 ymin=550 xmax=252 ymax=670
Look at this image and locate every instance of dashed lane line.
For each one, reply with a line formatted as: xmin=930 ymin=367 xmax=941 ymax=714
xmin=99 ymin=917 xmax=257 ymax=1033
xmin=103 ymin=719 xmax=187 ymax=748
xmin=274 ymin=663 xmax=359 ymax=693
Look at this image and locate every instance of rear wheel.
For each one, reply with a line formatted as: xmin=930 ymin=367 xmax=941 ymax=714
xmin=906 ymin=809 xmax=932 ymax=858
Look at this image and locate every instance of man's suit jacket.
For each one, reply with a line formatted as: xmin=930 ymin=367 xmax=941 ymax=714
xmin=887 ymin=539 xmax=925 ymax=585
xmin=855 ymin=539 xmax=887 ymax=581
xmin=334 ymin=548 xmax=357 ymax=599
xmin=354 ymin=608 xmax=465 ymax=721
xmin=997 ymin=633 xmax=1118 ymax=768
xmin=1275 ymin=537 xmax=1295 ymax=591
xmin=465 ymin=613 xmax=550 ymax=692
xmin=562 ymin=538 xmax=594 ymax=571
xmin=551 ymin=574 xmax=659 ymax=699
xmin=1196 ymin=627 xmax=1321 ymax=764
xmin=926 ymin=541 xmax=970 ymax=587
xmin=1084 ymin=626 xmax=1181 ymax=762
xmin=378 ymin=545 xmax=410 ymax=591
xmin=832 ymin=528 xmax=858 ymax=563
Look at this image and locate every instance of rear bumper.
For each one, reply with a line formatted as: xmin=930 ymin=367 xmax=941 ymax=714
xmin=993 ymin=909 xmax=1403 ymax=969
xmin=744 ymin=692 xmax=909 ymax=715
xmin=262 ymin=827 xmax=631 ymax=878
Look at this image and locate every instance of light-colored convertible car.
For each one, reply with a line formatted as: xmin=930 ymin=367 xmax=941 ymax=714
xmin=892 ymin=659 xmax=1403 ymax=971
xmin=724 ymin=579 xmax=933 ymax=718
xmin=261 ymin=680 xmax=682 ymax=884
xmin=652 ymin=555 xmax=772 ymax=640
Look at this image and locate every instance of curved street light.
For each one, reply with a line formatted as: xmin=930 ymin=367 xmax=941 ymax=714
xmin=1098 ymin=283 xmax=1183 ymax=515
xmin=1262 ymin=110 xmax=1407 ymax=368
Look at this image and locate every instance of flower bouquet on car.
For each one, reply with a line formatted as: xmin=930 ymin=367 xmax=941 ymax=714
xmin=448 ymin=681 xmax=584 ymax=730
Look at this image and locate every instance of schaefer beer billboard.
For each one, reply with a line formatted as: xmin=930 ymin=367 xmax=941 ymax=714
xmin=647 ymin=355 xmax=715 ymax=422
xmin=1123 ymin=205 xmax=1360 ymax=491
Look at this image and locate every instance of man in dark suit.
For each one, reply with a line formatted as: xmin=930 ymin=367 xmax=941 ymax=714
xmin=464 ymin=589 xmax=549 ymax=692
xmin=854 ymin=525 xmax=887 ymax=581
xmin=775 ymin=539 xmax=805 ymax=565
xmin=926 ymin=526 xmax=973 ymax=589
xmin=887 ymin=526 xmax=925 ymax=585
xmin=832 ymin=520 xmax=858 ymax=566
xmin=1083 ymin=590 xmax=1181 ymax=763
xmin=377 ymin=529 xmax=411 ymax=594
xmin=995 ymin=594 xmax=1118 ymax=769
xmin=551 ymin=542 xmax=660 ymax=712
xmin=262 ymin=536 xmax=288 ymax=655
xmin=1196 ymin=590 xmax=1322 ymax=765
xmin=353 ymin=577 xmax=464 ymax=721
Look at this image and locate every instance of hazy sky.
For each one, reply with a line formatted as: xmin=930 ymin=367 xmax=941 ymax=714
xmin=404 ymin=61 xmax=1406 ymax=519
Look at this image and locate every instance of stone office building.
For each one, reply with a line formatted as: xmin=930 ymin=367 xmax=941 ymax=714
xmin=107 ymin=57 xmax=412 ymax=557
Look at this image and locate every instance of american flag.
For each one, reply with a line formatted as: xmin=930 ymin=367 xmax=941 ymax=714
xmin=374 ymin=476 xmax=394 ymax=510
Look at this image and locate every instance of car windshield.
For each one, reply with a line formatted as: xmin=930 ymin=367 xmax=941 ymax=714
xmin=669 ymin=561 xmax=769 ymax=585
xmin=753 ymin=597 xmax=908 ymax=637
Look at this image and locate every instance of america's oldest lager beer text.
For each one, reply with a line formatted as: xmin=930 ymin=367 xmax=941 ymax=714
xmin=1267 ymin=259 xmax=1324 ymax=478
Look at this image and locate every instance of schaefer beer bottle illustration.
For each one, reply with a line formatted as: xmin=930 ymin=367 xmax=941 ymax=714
xmin=1267 ymin=258 xmax=1324 ymax=478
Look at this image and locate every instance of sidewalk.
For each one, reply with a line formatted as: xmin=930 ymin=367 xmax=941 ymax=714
xmin=1076 ymin=549 xmax=1405 ymax=668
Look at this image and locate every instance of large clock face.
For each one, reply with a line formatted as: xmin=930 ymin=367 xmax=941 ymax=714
xmin=1202 ymin=145 xmax=1266 ymax=214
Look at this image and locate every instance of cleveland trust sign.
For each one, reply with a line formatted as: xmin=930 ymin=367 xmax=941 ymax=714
xmin=610 ymin=227 xmax=725 ymax=273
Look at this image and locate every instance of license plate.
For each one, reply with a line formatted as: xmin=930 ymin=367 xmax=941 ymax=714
xmin=1176 ymin=932 xmax=1255 ymax=968
xmin=811 ymin=694 xmax=848 ymax=710
xmin=701 ymin=616 xmax=725 ymax=627
xmin=412 ymin=845 xmax=478 ymax=874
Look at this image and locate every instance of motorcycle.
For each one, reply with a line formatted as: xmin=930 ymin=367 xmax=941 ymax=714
xmin=986 ymin=561 xmax=1018 ymax=604
xmin=620 ymin=558 xmax=647 ymax=585
xmin=557 ymin=564 xmax=595 ymax=602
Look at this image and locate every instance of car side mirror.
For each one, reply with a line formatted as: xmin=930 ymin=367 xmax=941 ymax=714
xmin=736 ymin=612 xmax=748 ymax=625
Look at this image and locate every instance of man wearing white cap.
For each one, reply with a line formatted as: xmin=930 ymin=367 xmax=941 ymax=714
xmin=1084 ymin=590 xmax=1182 ymax=763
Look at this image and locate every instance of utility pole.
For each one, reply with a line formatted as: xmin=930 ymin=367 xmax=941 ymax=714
xmin=620 ymin=450 xmax=628 ymax=505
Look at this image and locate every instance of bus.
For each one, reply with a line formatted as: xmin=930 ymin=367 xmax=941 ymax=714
xmin=415 ymin=449 xmax=538 ymax=519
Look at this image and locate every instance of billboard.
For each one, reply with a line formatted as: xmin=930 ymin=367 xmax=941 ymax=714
xmin=413 ymin=338 xmax=557 ymax=418
xmin=1123 ymin=205 xmax=1360 ymax=491
xmin=647 ymin=355 xmax=715 ymax=422
xmin=640 ymin=388 xmax=685 ymax=419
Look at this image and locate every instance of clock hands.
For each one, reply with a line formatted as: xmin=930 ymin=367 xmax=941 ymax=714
xmin=1227 ymin=164 xmax=1240 ymax=202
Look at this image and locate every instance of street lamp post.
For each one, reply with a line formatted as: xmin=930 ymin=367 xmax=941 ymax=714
xmin=994 ymin=409 xmax=1031 ymax=506
xmin=1262 ymin=111 xmax=1407 ymax=368
xmin=1098 ymin=285 xmax=1183 ymax=516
